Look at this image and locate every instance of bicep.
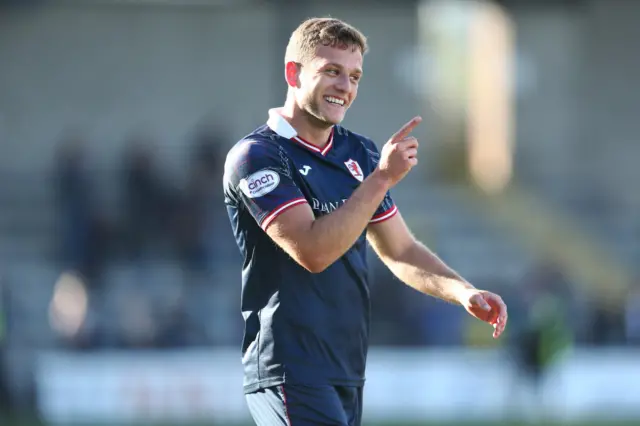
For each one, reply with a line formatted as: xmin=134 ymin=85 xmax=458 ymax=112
xmin=366 ymin=212 xmax=415 ymax=262
xmin=264 ymin=201 xmax=316 ymax=265
xmin=240 ymin=186 xmax=317 ymax=270
xmin=226 ymin=140 xmax=317 ymax=267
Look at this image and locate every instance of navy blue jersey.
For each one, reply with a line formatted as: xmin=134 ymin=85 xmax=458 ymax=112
xmin=223 ymin=109 xmax=398 ymax=393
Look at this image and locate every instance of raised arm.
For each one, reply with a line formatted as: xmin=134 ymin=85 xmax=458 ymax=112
xmin=265 ymin=117 xmax=422 ymax=272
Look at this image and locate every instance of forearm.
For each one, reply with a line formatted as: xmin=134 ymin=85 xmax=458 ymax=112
xmin=308 ymin=169 xmax=390 ymax=270
xmin=384 ymin=242 xmax=475 ymax=304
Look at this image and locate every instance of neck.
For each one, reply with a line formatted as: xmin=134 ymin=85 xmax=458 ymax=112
xmin=282 ymin=98 xmax=333 ymax=147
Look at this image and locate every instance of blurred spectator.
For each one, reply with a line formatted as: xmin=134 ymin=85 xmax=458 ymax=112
xmin=173 ymin=121 xmax=226 ymax=271
xmin=54 ymin=131 xmax=109 ymax=286
xmin=54 ymin=131 xmax=92 ymax=270
xmin=507 ymin=260 xmax=574 ymax=421
xmin=115 ymin=290 xmax=157 ymax=349
xmin=590 ymin=303 xmax=626 ymax=345
xmin=625 ymin=278 xmax=640 ymax=345
xmin=154 ymin=292 xmax=201 ymax=348
xmin=369 ymin=257 xmax=435 ymax=346
xmin=0 ymin=278 xmax=11 ymax=416
xmin=120 ymin=133 xmax=175 ymax=260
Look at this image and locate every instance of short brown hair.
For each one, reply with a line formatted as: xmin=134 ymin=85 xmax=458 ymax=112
xmin=285 ymin=17 xmax=368 ymax=64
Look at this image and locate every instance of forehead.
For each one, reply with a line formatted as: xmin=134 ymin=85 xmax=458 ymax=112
xmin=309 ymin=44 xmax=363 ymax=71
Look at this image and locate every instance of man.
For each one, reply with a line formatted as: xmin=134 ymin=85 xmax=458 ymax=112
xmin=223 ymin=17 xmax=508 ymax=426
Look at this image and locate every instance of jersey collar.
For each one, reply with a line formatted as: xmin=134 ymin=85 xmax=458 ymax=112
xmin=267 ymin=108 xmax=334 ymax=156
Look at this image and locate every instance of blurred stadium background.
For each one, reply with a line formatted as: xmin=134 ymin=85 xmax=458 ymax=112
xmin=0 ymin=0 xmax=639 ymax=425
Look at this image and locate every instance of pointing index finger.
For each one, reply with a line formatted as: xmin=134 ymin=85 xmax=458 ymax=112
xmin=391 ymin=116 xmax=422 ymax=142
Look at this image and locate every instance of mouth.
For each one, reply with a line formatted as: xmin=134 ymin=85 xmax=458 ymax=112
xmin=324 ymin=96 xmax=346 ymax=108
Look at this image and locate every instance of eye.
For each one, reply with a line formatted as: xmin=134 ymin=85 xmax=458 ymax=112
xmin=325 ymin=69 xmax=339 ymax=76
xmin=351 ymin=75 xmax=361 ymax=83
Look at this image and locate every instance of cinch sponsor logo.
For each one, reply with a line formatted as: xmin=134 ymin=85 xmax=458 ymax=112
xmin=248 ymin=175 xmax=275 ymax=190
xmin=240 ymin=169 xmax=280 ymax=198
xmin=311 ymin=197 xmax=348 ymax=214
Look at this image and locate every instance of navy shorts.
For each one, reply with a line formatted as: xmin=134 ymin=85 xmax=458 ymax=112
xmin=245 ymin=384 xmax=364 ymax=426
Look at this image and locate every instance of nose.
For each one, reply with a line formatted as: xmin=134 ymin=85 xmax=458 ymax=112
xmin=334 ymin=74 xmax=350 ymax=93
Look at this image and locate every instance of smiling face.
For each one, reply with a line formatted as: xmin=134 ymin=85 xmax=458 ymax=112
xmin=289 ymin=44 xmax=363 ymax=126
xmin=283 ymin=18 xmax=368 ymax=129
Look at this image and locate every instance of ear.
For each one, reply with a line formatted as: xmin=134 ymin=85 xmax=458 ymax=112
xmin=285 ymin=61 xmax=301 ymax=88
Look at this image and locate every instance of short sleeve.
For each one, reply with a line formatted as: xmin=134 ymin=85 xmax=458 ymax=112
xmin=364 ymin=138 xmax=398 ymax=224
xmin=224 ymin=139 xmax=308 ymax=231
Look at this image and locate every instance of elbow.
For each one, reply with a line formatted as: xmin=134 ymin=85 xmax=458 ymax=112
xmin=299 ymin=253 xmax=332 ymax=274
xmin=283 ymin=225 xmax=334 ymax=273
xmin=302 ymin=265 xmax=326 ymax=274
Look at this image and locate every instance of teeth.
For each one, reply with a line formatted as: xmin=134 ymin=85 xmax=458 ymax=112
xmin=325 ymin=96 xmax=344 ymax=106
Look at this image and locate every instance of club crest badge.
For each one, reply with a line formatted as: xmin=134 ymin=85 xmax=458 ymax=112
xmin=344 ymin=159 xmax=364 ymax=182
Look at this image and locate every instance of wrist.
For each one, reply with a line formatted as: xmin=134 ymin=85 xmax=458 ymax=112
xmin=368 ymin=168 xmax=393 ymax=191
xmin=452 ymin=282 xmax=476 ymax=305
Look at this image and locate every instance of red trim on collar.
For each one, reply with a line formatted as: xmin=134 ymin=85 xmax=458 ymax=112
xmin=291 ymin=128 xmax=334 ymax=156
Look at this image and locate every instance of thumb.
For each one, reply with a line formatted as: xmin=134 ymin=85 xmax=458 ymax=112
xmin=471 ymin=294 xmax=491 ymax=311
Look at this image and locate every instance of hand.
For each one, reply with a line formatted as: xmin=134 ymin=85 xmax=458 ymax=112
xmin=458 ymin=288 xmax=508 ymax=339
xmin=377 ymin=116 xmax=422 ymax=187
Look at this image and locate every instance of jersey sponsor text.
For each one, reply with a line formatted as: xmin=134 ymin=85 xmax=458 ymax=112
xmin=240 ymin=169 xmax=280 ymax=198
